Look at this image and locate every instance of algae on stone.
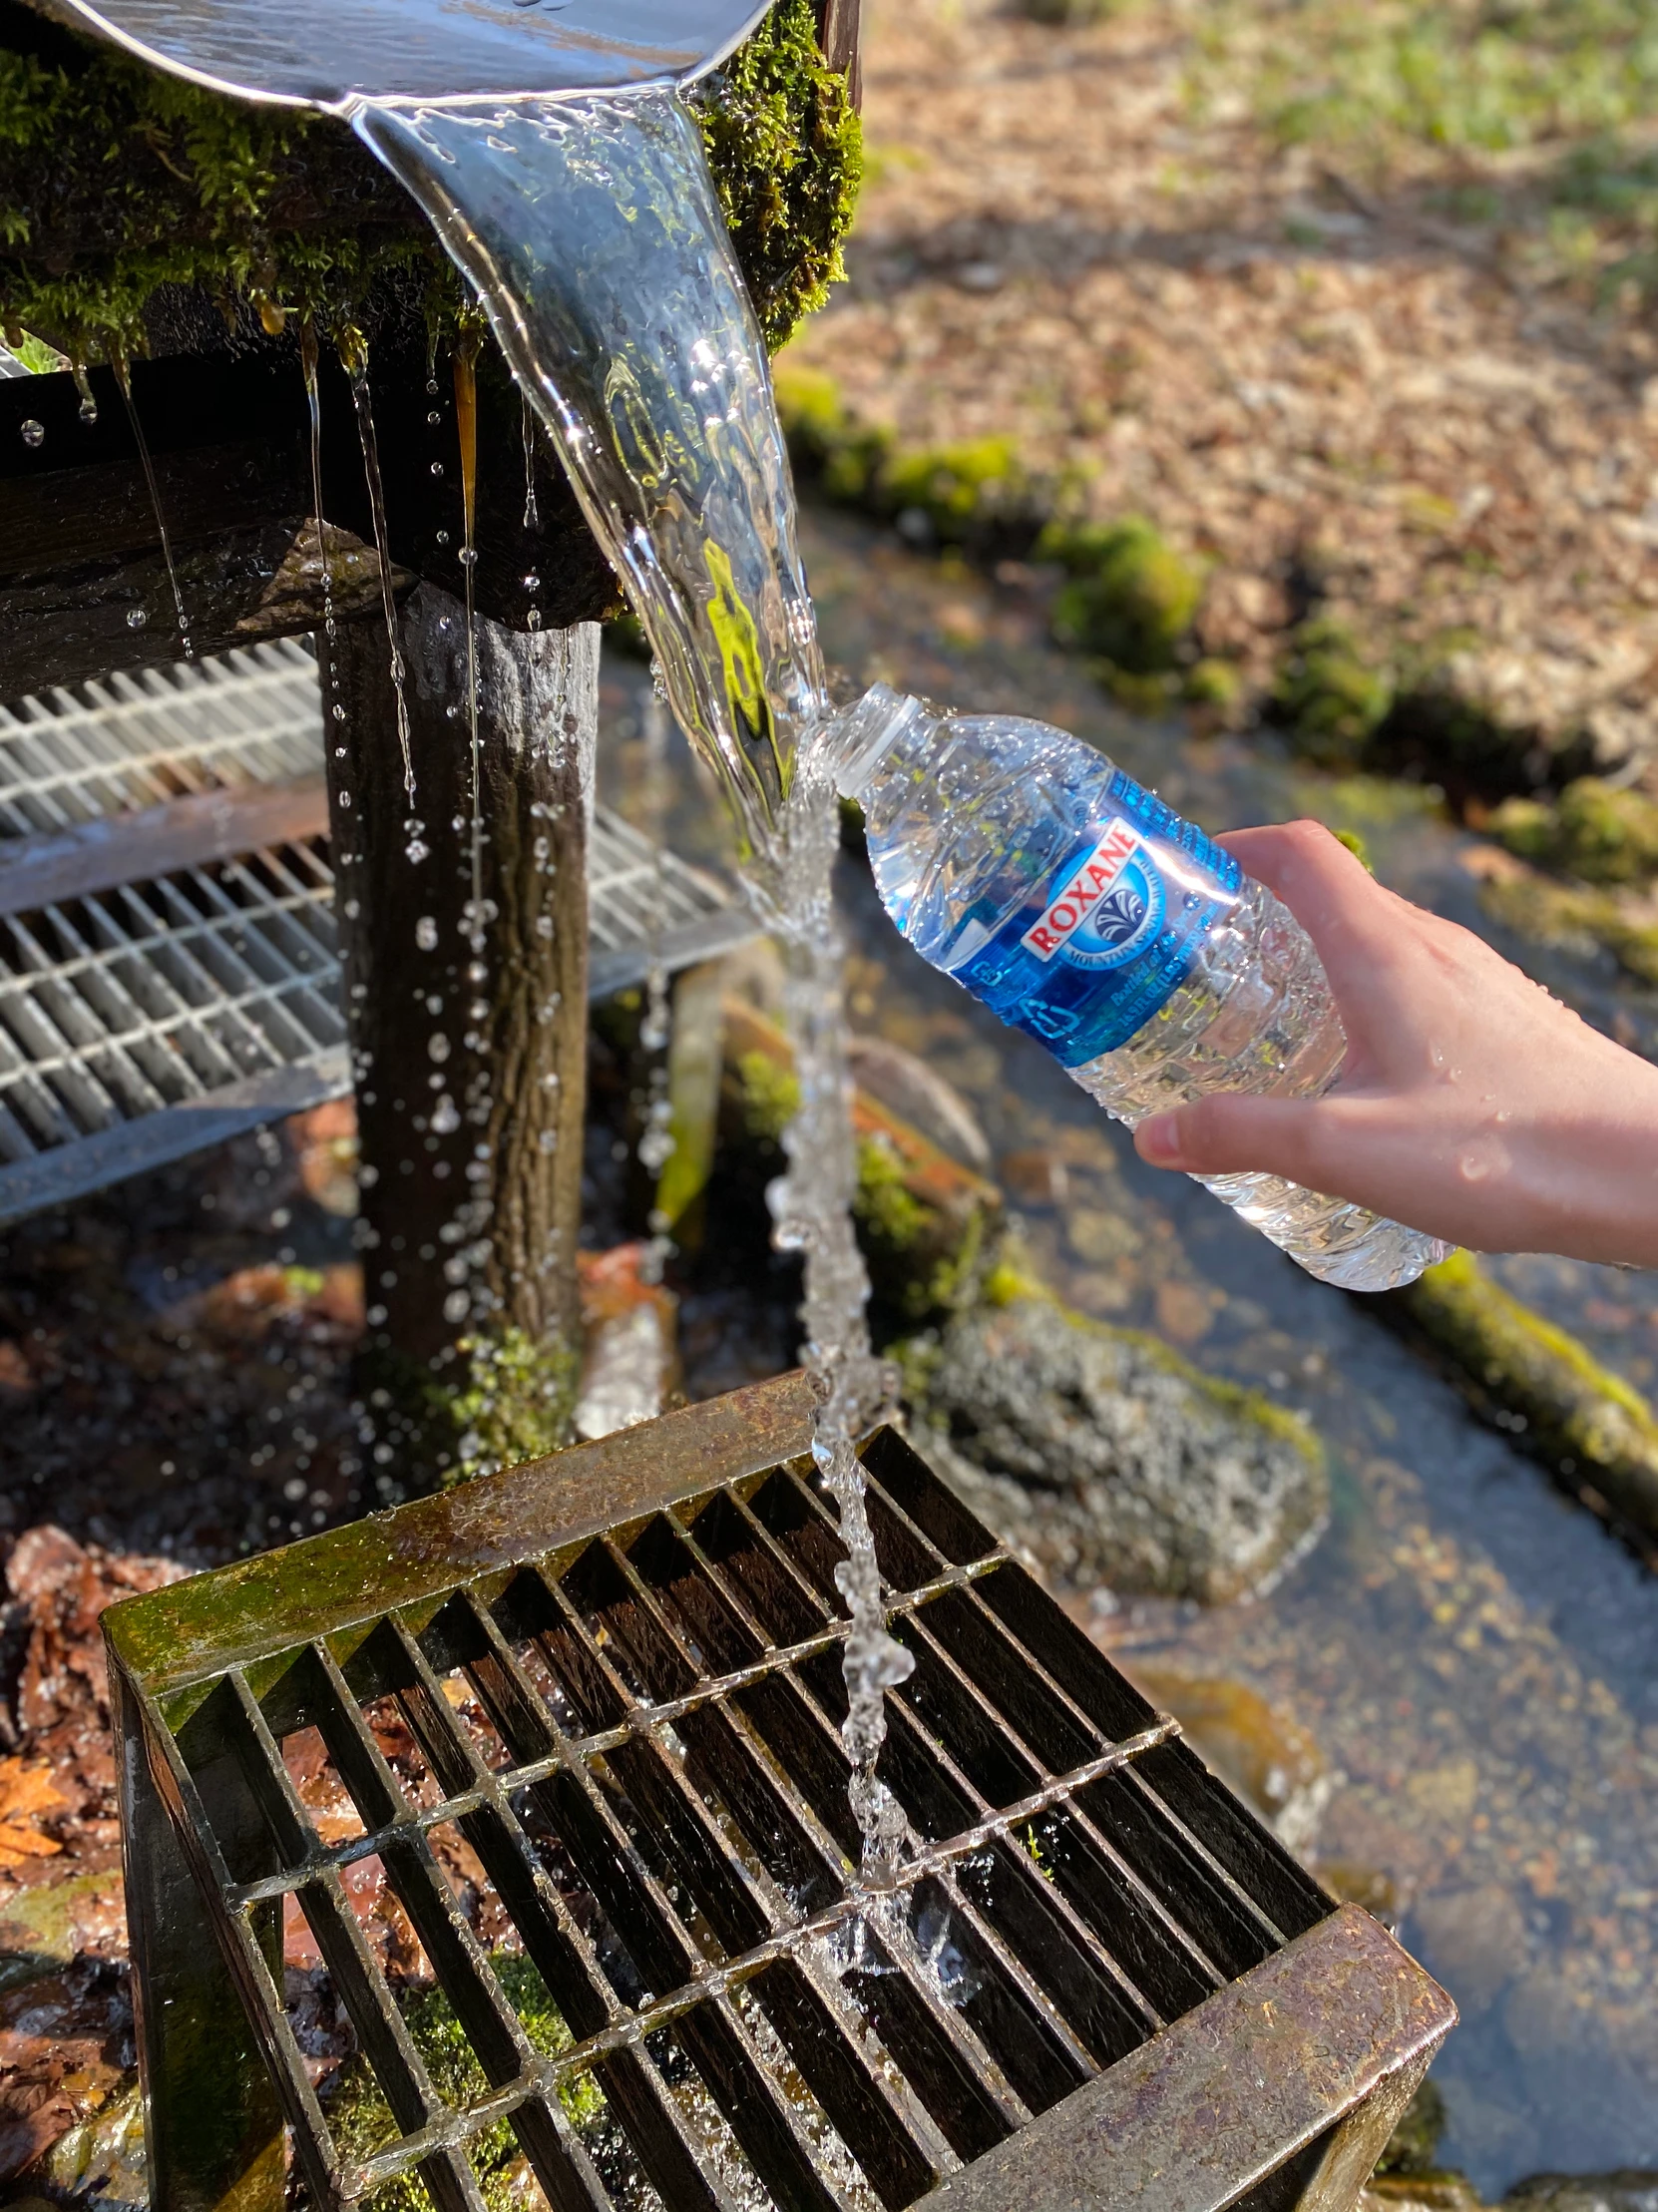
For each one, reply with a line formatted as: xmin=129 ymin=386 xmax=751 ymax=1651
xmin=1489 ymin=776 xmax=1658 ymax=887
xmin=898 ymin=1275 xmax=1329 ymax=1604
xmin=1389 ymin=1249 xmax=1658 ymax=1543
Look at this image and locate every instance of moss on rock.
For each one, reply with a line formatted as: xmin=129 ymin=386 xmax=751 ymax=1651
xmin=0 ymin=0 xmax=861 ymax=362
xmin=1271 ymin=619 xmax=1395 ymax=770
xmin=1476 ymin=868 xmax=1658 ymax=988
xmin=1388 ymin=1249 xmax=1658 ymax=1544
xmin=899 ymin=1269 xmax=1329 ymax=1603
xmin=1489 ymin=775 xmax=1658 ymax=886
xmin=1039 ymin=515 xmax=1205 ymax=674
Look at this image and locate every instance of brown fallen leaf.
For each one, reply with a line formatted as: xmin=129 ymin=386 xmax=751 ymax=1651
xmin=0 ymin=1759 xmax=68 ymax=1869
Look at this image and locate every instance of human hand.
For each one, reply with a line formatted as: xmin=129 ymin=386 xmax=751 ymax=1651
xmin=1132 ymin=820 xmax=1658 ymax=1267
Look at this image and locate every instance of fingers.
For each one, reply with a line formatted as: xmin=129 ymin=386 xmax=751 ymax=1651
xmin=1214 ymin=819 xmax=1424 ymax=999
xmin=1134 ymin=1092 xmax=1340 ymax=1185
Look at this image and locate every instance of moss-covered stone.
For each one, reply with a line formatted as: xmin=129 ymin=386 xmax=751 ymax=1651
xmin=329 ymin=1955 xmax=603 ymax=2212
xmin=1039 ymin=514 xmax=1205 ymax=673
xmin=898 ymin=1270 xmax=1329 ymax=1603
xmin=1388 ymin=1249 xmax=1658 ymax=1542
xmin=1271 ymin=618 xmax=1395 ymax=770
xmin=722 ymin=996 xmax=1001 ymax=1327
xmin=1489 ymin=775 xmax=1658 ymax=885
xmin=1476 ymin=868 xmax=1658 ymax=988
xmin=0 ymin=0 xmax=861 ymax=363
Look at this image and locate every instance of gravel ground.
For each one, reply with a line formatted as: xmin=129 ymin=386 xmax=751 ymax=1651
xmin=785 ymin=0 xmax=1658 ymax=767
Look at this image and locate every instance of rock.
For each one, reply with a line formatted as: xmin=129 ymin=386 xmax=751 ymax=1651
xmin=1120 ymin=1666 xmax=1330 ymax=1852
xmin=575 ymin=1244 xmax=680 ymax=1443
xmin=846 ymin=1034 xmax=992 ymax=1173
xmin=1364 ymin=2184 xmax=1488 ymax=2212
xmin=39 ymin=2075 xmax=144 ymax=2209
xmin=1408 ymin=1883 xmax=1527 ymax=2018
xmin=1502 ymin=2177 xmax=1658 ymax=2212
xmin=998 ymin=1148 xmax=1069 ymax=1208
xmin=901 ymin=1288 xmax=1328 ymax=1603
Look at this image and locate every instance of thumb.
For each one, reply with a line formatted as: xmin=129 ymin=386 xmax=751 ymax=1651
xmin=1133 ymin=1092 xmax=1335 ymax=1183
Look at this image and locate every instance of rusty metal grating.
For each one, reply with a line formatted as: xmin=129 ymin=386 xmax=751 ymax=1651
xmin=108 ymin=1378 xmax=1453 ymax=2212
xmin=0 ymin=646 xmax=757 ymax=1223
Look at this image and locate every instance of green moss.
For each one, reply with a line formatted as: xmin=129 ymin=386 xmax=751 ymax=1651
xmin=0 ymin=1 xmax=860 ymax=363
xmin=736 ymin=1046 xmax=800 ymax=1143
xmin=880 ymin=434 xmax=1031 ymax=544
xmin=329 ymin=1956 xmax=604 ymax=2212
xmin=696 ymin=0 xmax=863 ymax=354
xmin=361 ymin=1324 xmax=579 ymax=1492
xmin=1476 ymin=869 xmax=1658 ymax=986
xmin=1183 ymin=655 xmax=1244 ymax=709
xmin=1039 ymin=515 xmax=1205 ymax=673
xmin=1375 ymin=2080 xmax=1450 ymax=2179
xmin=443 ymin=1326 xmax=581 ymax=1487
xmin=1393 ymin=1249 xmax=1658 ymax=1539
xmin=1488 ymin=775 xmax=1658 ymax=884
xmin=1332 ymin=827 xmax=1375 ymax=870
xmin=1271 ymin=619 xmax=1395 ymax=769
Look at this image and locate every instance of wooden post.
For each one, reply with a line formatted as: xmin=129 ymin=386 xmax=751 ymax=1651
xmin=318 ymin=586 xmax=597 ymax=1483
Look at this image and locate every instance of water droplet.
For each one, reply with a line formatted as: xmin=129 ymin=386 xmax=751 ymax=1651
xmin=20 ymin=419 xmax=44 ymax=449
xmin=523 ymin=573 xmax=541 ymax=592
xmin=126 ymin=607 xmax=148 ymax=630
xmin=339 ymin=790 xmax=353 ymax=808
xmin=331 ymin=702 xmax=347 ymax=721
xmin=436 ymin=529 xmax=450 ymax=546
xmin=427 ymin=410 xmax=442 ymax=426
xmin=460 ymin=546 xmax=478 ymax=568
xmin=429 ymin=1033 xmax=451 ymax=1063
xmin=426 ymin=377 xmax=441 ymax=396
xmin=406 ymin=838 xmax=430 ymax=864
xmin=79 ymin=395 xmax=98 ymax=426
xmin=527 ymin=609 xmax=543 ymax=631
xmin=446 ymin=702 xmax=461 ymax=721
xmin=430 ymin=461 xmax=445 ymax=478
xmin=431 ymin=1095 xmax=461 ymax=1133
xmin=416 ymin=917 xmax=439 ymax=951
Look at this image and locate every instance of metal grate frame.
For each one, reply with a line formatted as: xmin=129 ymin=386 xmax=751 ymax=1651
xmin=106 ymin=1376 xmax=1453 ymax=2212
xmin=0 ymin=648 xmax=757 ymax=1223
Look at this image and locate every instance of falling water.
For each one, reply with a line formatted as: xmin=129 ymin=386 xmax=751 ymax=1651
xmin=114 ymin=353 xmax=194 ymax=659
xmin=338 ymin=327 xmax=420 ymax=827
xmin=356 ymin=88 xmax=914 ymax=1879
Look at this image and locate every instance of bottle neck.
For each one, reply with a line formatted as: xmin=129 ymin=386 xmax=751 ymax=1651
xmin=819 ymin=682 xmax=935 ymax=802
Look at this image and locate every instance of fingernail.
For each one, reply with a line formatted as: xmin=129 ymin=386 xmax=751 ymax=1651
xmin=1136 ymin=1115 xmax=1183 ymax=1165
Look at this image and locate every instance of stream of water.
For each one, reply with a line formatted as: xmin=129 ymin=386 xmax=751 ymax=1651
xmin=352 ymin=87 xmax=913 ymax=1879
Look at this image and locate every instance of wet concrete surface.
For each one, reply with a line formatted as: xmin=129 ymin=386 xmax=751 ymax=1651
xmin=603 ymin=499 xmax=1658 ymax=2195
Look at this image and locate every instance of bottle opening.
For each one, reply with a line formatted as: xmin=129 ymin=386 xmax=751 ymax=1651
xmin=816 ymin=682 xmax=926 ymax=801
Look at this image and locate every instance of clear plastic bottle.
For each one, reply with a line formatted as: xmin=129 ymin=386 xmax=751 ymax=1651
xmin=826 ymin=683 xmax=1451 ymax=1292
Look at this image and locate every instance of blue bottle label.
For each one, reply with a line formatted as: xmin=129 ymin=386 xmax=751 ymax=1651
xmin=949 ymin=770 xmax=1241 ymax=1067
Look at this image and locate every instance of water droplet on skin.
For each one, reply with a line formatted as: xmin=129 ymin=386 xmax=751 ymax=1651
xmin=126 ymin=608 xmax=148 ymax=630
xmin=20 ymin=419 xmax=44 ymax=448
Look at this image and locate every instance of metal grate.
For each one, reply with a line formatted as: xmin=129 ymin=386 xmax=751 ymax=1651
xmin=108 ymin=1378 xmax=1453 ymax=2212
xmin=0 ymin=646 xmax=757 ymax=1223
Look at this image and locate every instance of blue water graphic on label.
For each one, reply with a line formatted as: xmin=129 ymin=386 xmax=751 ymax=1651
xmin=949 ymin=769 xmax=1241 ymax=1066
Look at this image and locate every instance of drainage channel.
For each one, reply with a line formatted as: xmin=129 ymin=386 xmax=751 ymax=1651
xmin=0 ymin=641 xmax=757 ymax=1223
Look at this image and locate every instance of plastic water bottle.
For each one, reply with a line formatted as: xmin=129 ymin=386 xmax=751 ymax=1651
xmin=826 ymin=683 xmax=1451 ymax=1291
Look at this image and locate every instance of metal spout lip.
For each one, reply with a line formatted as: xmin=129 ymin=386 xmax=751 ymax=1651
xmin=26 ymin=0 xmax=777 ymax=114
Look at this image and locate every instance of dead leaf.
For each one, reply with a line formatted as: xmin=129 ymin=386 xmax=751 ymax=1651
xmin=0 ymin=1760 xmax=69 ymax=1869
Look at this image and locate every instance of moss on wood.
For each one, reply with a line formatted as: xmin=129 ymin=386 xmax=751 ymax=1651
xmin=0 ymin=0 xmax=860 ymax=363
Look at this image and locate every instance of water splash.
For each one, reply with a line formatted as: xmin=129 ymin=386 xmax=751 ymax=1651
xmin=354 ymin=87 xmax=914 ymax=1878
